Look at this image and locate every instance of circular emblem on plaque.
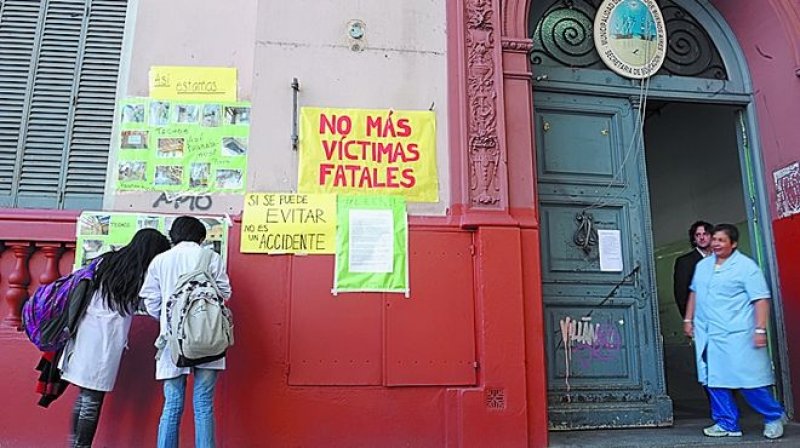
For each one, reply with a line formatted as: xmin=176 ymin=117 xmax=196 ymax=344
xmin=594 ymin=0 xmax=667 ymax=79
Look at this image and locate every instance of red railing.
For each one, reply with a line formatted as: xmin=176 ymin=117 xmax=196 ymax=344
xmin=0 ymin=210 xmax=80 ymax=329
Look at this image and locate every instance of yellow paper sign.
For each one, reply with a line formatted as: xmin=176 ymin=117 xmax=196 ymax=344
xmin=149 ymin=66 xmax=237 ymax=102
xmin=298 ymin=107 xmax=439 ymax=202
xmin=241 ymin=193 xmax=337 ymax=254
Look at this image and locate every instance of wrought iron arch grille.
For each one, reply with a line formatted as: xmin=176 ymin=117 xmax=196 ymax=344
xmin=529 ymin=0 xmax=728 ymax=80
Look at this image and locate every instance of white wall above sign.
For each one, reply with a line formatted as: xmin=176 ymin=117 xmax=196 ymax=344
xmin=594 ymin=0 xmax=667 ymax=79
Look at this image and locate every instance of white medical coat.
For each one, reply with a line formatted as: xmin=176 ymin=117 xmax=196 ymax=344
xmin=140 ymin=242 xmax=232 ymax=380
xmin=59 ymin=288 xmax=132 ymax=392
xmin=690 ymin=250 xmax=773 ymax=388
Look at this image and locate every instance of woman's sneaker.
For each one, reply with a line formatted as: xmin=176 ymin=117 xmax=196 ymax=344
xmin=703 ymin=423 xmax=743 ymax=437
xmin=763 ymin=415 xmax=787 ymax=439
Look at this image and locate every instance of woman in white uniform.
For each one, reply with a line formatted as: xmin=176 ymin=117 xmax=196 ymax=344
xmin=683 ymin=223 xmax=785 ymax=439
xmin=60 ymin=228 xmax=170 ymax=447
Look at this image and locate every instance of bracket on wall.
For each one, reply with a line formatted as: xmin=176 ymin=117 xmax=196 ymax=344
xmin=291 ymin=78 xmax=301 ymax=151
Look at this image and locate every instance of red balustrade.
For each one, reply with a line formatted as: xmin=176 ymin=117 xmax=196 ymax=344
xmin=0 ymin=209 xmax=79 ymax=329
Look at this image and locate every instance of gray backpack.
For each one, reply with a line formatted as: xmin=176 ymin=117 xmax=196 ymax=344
xmin=158 ymin=250 xmax=234 ymax=368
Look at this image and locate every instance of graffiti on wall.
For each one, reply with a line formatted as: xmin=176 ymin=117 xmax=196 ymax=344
xmin=558 ymin=316 xmax=623 ymax=394
xmin=151 ymin=192 xmax=213 ymax=211
xmin=774 ymin=162 xmax=800 ymax=218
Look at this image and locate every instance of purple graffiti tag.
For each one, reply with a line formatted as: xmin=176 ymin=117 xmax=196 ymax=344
xmin=571 ymin=323 xmax=623 ymax=370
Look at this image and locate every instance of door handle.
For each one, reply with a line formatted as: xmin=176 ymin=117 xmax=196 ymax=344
xmin=543 ymin=121 xmax=551 ymax=132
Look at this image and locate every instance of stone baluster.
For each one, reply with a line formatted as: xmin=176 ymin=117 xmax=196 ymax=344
xmin=37 ymin=243 xmax=64 ymax=285
xmin=3 ymin=242 xmax=33 ymax=329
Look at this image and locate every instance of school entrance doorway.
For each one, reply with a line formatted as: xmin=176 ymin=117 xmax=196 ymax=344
xmin=643 ymin=101 xmax=787 ymax=421
xmin=528 ymin=0 xmax=790 ymax=430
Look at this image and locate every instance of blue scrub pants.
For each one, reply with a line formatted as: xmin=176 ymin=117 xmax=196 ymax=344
xmin=708 ymin=386 xmax=784 ymax=431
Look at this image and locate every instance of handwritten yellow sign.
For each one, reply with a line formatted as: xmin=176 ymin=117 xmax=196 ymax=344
xmin=149 ymin=66 xmax=237 ymax=102
xmin=298 ymin=107 xmax=439 ymax=202
xmin=241 ymin=193 xmax=337 ymax=254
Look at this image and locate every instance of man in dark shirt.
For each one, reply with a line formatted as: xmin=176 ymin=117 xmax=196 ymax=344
xmin=673 ymin=221 xmax=713 ymax=318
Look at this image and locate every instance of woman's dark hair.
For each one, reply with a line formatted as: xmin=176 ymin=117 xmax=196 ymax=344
xmin=169 ymin=216 xmax=206 ymax=244
xmin=712 ymin=223 xmax=739 ymax=243
xmin=688 ymin=220 xmax=713 ymax=247
xmin=93 ymin=228 xmax=171 ymax=316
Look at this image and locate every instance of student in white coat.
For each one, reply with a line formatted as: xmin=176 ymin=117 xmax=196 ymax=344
xmin=140 ymin=216 xmax=232 ymax=448
xmin=60 ymin=228 xmax=171 ymax=448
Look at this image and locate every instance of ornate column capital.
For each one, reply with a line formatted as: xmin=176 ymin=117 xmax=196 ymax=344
xmin=501 ymin=38 xmax=533 ymax=53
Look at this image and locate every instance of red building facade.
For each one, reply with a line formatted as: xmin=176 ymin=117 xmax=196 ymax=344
xmin=1 ymin=1 xmax=799 ymax=447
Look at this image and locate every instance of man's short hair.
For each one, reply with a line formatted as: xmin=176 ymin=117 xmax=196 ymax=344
xmin=689 ymin=220 xmax=713 ymax=247
xmin=169 ymin=216 xmax=206 ymax=244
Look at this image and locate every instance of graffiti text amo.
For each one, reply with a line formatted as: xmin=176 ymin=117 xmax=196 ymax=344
xmin=152 ymin=192 xmax=213 ymax=211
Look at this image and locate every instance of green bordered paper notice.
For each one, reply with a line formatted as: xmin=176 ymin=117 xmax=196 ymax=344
xmin=333 ymin=195 xmax=408 ymax=296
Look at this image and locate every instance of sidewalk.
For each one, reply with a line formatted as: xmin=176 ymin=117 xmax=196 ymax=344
xmin=549 ymin=417 xmax=798 ymax=447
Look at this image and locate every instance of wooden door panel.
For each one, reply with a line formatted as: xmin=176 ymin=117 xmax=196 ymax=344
xmin=545 ymin=301 xmax=640 ymax=390
xmin=535 ymin=91 xmax=671 ymax=429
xmin=539 ymin=201 xmax=630 ymax=281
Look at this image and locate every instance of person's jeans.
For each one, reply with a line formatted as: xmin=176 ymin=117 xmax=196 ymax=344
xmin=157 ymin=368 xmax=219 ymax=448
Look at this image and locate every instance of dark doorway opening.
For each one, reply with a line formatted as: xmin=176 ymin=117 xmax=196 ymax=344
xmin=644 ymin=101 xmax=759 ymax=420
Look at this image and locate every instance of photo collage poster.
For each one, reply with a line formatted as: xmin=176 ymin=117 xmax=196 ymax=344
xmin=75 ymin=211 xmax=229 ymax=271
xmin=116 ymin=98 xmax=250 ymax=193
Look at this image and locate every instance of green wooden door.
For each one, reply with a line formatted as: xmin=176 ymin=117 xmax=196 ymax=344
xmin=535 ymin=91 xmax=672 ymax=429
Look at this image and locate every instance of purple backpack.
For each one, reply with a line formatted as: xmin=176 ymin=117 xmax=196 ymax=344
xmin=22 ymin=260 xmax=99 ymax=352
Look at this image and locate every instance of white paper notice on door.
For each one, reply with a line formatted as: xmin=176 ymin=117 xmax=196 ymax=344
xmin=597 ymin=229 xmax=623 ymax=272
xmin=348 ymin=209 xmax=394 ymax=273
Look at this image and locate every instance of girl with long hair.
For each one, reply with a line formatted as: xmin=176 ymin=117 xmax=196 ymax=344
xmin=60 ymin=228 xmax=171 ymax=447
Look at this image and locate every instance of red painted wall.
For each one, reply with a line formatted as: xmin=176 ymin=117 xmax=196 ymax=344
xmin=0 ymin=219 xmax=535 ymax=447
xmin=711 ymin=0 xmax=800 ymax=414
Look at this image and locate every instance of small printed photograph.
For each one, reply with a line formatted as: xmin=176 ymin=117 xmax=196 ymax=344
xmin=202 ymin=104 xmax=221 ymax=127
xmin=78 ymin=214 xmax=110 ymax=236
xmin=189 ymin=163 xmax=211 ymax=188
xmin=164 ymin=217 xmax=176 ymax=235
xmin=150 ymin=101 xmax=171 ymax=126
xmin=154 ymin=165 xmax=183 ymax=186
xmin=199 ymin=218 xmax=224 ymax=255
xmin=200 ymin=218 xmax=224 ymax=239
xmin=80 ymin=239 xmax=106 ymax=266
xmin=216 ymin=169 xmax=243 ymax=189
xmin=117 ymin=161 xmax=147 ymax=182
xmin=157 ymin=138 xmax=185 ymax=158
xmin=175 ymin=104 xmax=199 ymax=124
xmin=224 ymin=106 xmax=250 ymax=125
xmin=221 ymin=137 xmax=248 ymax=156
xmin=137 ymin=216 xmax=160 ymax=230
xmin=120 ymin=130 xmax=149 ymax=149
xmin=121 ymin=104 xmax=145 ymax=124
